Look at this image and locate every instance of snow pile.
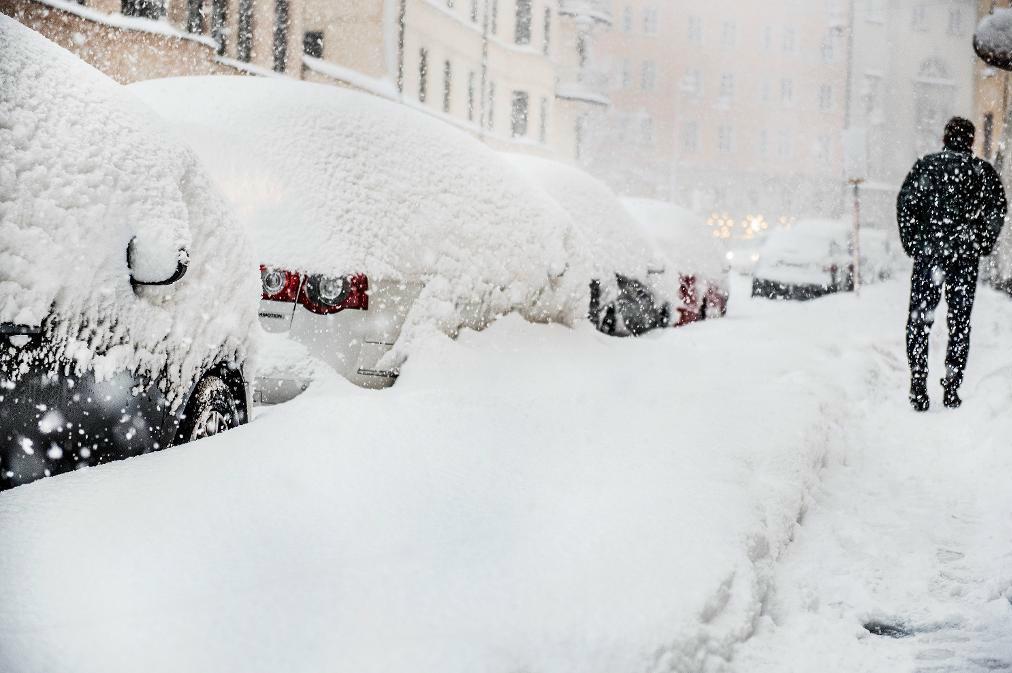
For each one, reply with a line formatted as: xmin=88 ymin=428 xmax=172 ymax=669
xmin=502 ymin=153 xmax=654 ymax=282
xmin=0 ymin=278 xmax=862 ymax=673
xmin=975 ymin=9 xmax=1012 ymax=70
xmin=128 ymin=77 xmax=589 ymax=338
xmin=0 ymin=18 xmax=256 ymax=393
xmin=754 ymin=219 xmax=852 ymax=285
xmin=621 ymin=197 xmax=727 ymax=281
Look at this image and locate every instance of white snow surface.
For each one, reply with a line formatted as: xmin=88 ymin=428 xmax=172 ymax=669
xmin=0 ymin=19 xmax=257 ymax=388
xmin=3 ymin=277 xmax=1012 ymax=671
xmin=129 ymin=77 xmax=588 ymax=334
xmin=621 ymin=197 xmax=727 ymax=281
xmin=503 ymin=153 xmax=654 ymax=281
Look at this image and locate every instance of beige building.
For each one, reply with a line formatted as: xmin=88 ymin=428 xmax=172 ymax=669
xmin=2 ymin=0 xmax=606 ymax=160
xmin=590 ymin=1 xmax=849 ymax=237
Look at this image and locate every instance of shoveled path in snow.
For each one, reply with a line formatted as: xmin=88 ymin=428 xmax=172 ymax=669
xmin=733 ymin=281 xmax=1012 ymax=672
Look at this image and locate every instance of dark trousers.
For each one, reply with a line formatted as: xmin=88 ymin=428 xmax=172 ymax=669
xmin=906 ymin=256 xmax=979 ymax=388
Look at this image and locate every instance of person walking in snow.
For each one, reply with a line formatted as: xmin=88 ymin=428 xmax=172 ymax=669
xmin=897 ymin=117 xmax=1007 ymax=411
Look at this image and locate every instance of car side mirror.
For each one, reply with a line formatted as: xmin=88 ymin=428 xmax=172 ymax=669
xmin=127 ymin=236 xmax=189 ymax=287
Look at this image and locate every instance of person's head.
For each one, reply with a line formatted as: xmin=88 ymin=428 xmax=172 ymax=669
xmin=943 ymin=117 xmax=975 ymax=152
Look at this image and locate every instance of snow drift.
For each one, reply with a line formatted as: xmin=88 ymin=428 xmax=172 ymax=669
xmin=0 ymin=18 xmax=257 ymax=392
xmin=129 ymin=77 xmax=590 ymax=338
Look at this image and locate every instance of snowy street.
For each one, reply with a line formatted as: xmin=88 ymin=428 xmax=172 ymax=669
xmin=3 ymin=275 xmax=1012 ymax=673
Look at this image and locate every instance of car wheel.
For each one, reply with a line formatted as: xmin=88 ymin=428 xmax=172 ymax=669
xmin=175 ymin=374 xmax=241 ymax=444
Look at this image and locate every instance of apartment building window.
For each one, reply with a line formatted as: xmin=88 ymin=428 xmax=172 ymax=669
xmin=623 ymin=6 xmax=633 ymax=32
xmin=490 ymin=0 xmax=498 ymax=34
xmin=866 ymin=0 xmax=885 ymax=23
xmin=688 ymin=16 xmax=702 ymax=44
xmin=815 ymin=134 xmax=831 ymax=161
xmin=487 ymin=82 xmax=496 ymax=131
xmin=211 ymin=0 xmax=227 ymax=55
xmin=947 ymin=7 xmax=962 ymax=36
xmin=272 ymin=0 xmax=289 ymax=72
xmin=780 ymin=78 xmax=793 ymax=105
xmin=761 ymin=25 xmax=772 ymax=51
xmin=303 ymin=31 xmax=324 ymax=59
xmin=237 ymin=0 xmax=254 ymax=61
xmin=818 ymin=84 xmax=833 ymax=111
xmin=511 ymin=91 xmax=529 ymax=137
xmin=539 ymin=97 xmax=549 ymax=143
xmin=641 ymin=117 xmax=654 ymax=144
xmin=515 ymin=0 xmax=532 ymax=45
xmin=469 ymin=0 xmax=477 ymax=22
xmin=681 ymin=69 xmax=702 ymax=98
xmin=782 ymin=26 xmax=796 ymax=53
xmin=418 ymin=48 xmax=429 ymax=103
xmin=123 ymin=0 xmax=163 ymax=19
xmin=777 ymin=130 xmax=792 ymax=158
xmin=821 ymin=32 xmax=835 ymax=62
xmin=443 ymin=60 xmax=452 ymax=113
xmin=543 ymin=8 xmax=551 ymax=54
xmin=681 ymin=122 xmax=699 ymax=154
xmin=760 ymin=79 xmax=770 ymax=103
xmin=467 ymin=71 xmax=476 ymax=122
xmin=641 ymin=61 xmax=656 ymax=91
xmin=758 ymin=129 xmax=769 ymax=157
xmin=186 ymin=0 xmax=203 ymax=33
xmin=643 ymin=8 xmax=658 ymax=35
xmin=719 ymin=73 xmax=734 ymax=101
xmin=718 ymin=126 xmax=734 ymax=154
xmin=912 ymin=4 xmax=927 ymax=32
xmin=621 ymin=59 xmax=632 ymax=89
xmin=721 ymin=21 xmax=736 ymax=48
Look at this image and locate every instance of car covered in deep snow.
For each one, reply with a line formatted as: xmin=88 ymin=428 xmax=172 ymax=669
xmin=751 ymin=219 xmax=854 ymax=301
xmin=502 ymin=154 xmax=669 ymax=337
xmin=130 ymin=77 xmax=587 ymax=401
xmin=0 ymin=19 xmax=259 ymax=490
xmin=621 ymin=198 xmax=730 ymax=325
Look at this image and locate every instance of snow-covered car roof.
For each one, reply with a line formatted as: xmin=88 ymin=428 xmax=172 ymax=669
xmin=501 ymin=154 xmax=654 ymax=281
xmin=754 ymin=219 xmax=852 ymax=283
xmin=128 ymin=77 xmax=582 ymax=323
xmin=0 ymin=18 xmax=256 ymax=387
xmin=620 ymin=198 xmax=726 ymax=281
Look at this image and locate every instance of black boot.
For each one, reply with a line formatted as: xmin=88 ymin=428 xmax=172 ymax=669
xmin=941 ymin=378 xmax=962 ymax=409
xmin=910 ymin=378 xmax=929 ymax=412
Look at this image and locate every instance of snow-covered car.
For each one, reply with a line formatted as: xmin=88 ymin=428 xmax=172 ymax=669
xmin=621 ymin=198 xmax=730 ymax=325
xmin=502 ymin=154 xmax=668 ymax=336
xmin=131 ymin=77 xmax=583 ymax=401
xmin=751 ymin=219 xmax=854 ymax=301
xmin=859 ymin=229 xmax=904 ymax=283
xmin=0 ymin=19 xmax=258 ymax=491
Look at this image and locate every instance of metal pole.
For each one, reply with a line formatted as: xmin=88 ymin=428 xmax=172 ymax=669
xmin=851 ymin=179 xmax=862 ymax=296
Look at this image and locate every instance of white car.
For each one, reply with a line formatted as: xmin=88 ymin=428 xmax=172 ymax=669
xmin=132 ymin=77 xmax=583 ymax=401
xmin=0 ymin=19 xmax=258 ymax=490
xmin=752 ymin=219 xmax=854 ymax=300
xmin=621 ymin=198 xmax=730 ymax=324
xmin=502 ymin=154 xmax=669 ymax=336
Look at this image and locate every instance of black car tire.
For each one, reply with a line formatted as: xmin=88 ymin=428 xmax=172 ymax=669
xmin=174 ymin=374 xmax=241 ymax=445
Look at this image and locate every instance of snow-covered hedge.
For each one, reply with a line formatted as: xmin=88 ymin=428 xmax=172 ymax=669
xmin=129 ymin=77 xmax=589 ymax=339
xmin=621 ymin=197 xmax=727 ymax=282
xmin=975 ymin=9 xmax=1012 ymax=71
xmin=0 ymin=18 xmax=257 ymax=394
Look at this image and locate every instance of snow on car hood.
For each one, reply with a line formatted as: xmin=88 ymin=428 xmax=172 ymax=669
xmin=128 ymin=77 xmax=588 ymax=332
xmin=621 ymin=198 xmax=727 ymax=281
xmin=502 ymin=154 xmax=653 ymax=282
xmin=0 ymin=18 xmax=257 ymax=389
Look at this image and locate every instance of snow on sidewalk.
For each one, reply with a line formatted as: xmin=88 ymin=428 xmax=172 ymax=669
xmin=0 ymin=276 xmax=863 ymax=673
xmin=733 ymin=282 xmax=1012 ymax=672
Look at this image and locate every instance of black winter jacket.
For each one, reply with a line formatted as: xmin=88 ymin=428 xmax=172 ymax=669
xmin=896 ymin=149 xmax=1007 ymax=261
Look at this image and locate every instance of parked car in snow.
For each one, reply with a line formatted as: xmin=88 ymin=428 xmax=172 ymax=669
xmin=131 ymin=77 xmax=584 ymax=401
xmin=502 ymin=154 xmax=669 ymax=336
xmin=0 ymin=19 xmax=258 ymax=491
xmin=621 ymin=198 xmax=730 ymax=325
xmin=751 ymin=219 xmax=854 ymax=300
xmin=859 ymin=229 xmax=904 ymax=283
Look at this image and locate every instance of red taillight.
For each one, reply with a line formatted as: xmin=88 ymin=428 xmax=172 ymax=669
xmin=260 ymin=265 xmax=302 ymax=302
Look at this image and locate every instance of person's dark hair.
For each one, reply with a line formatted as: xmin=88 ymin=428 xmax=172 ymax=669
xmin=943 ymin=117 xmax=975 ymax=152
